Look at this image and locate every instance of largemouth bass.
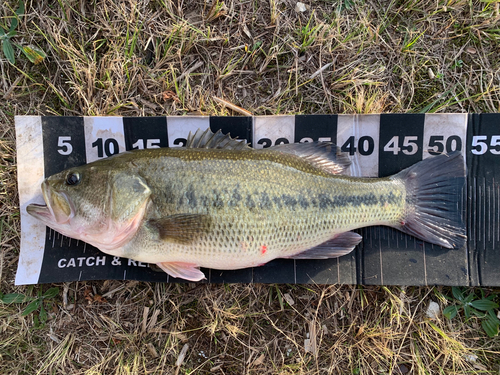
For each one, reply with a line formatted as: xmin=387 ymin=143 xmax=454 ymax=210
xmin=27 ymin=129 xmax=466 ymax=281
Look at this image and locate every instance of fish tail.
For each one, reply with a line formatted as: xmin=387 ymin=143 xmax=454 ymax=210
xmin=394 ymin=152 xmax=466 ymax=249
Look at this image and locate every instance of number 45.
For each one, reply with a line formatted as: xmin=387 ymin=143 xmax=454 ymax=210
xmin=383 ymin=136 xmax=418 ymax=155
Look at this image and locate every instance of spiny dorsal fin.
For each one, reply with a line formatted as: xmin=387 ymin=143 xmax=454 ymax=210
xmin=268 ymin=142 xmax=351 ymax=175
xmin=186 ymin=128 xmax=250 ymax=150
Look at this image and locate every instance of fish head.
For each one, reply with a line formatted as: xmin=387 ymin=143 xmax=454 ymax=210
xmin=27 ymin=163 xmax=151 ymax=252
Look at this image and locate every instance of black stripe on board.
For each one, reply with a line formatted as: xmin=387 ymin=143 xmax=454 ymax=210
xmin=467 ymin=113 xmax=500 ymax=286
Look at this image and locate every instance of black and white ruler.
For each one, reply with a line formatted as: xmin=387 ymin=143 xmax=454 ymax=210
xmin=15 ymin=114 xmax=500 ymax=286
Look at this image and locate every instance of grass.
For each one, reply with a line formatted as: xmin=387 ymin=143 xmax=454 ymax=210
xmin=1 ymin=0 xmax=500 ymax=373
xmin=3 ymin=283 xmax=498 ymax=374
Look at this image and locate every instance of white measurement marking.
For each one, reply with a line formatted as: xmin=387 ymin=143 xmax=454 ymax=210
xmin=483 ymin=177 xmax=486 ymax=250
xmin=423 ymin=245 xmax=428 ymax=286
xmin=167 ymin=116 xmax=210 ymax=148
xmin=293 ymin=259 xmax=297 ymax=284
xmin=253 ymin=116 xmax=295 ymax=149
xmin=497 ymin=179 xmax=500 ymax=242
xmin=473 ymin=177 xmax=477 ymax=249
xmin=488 ymin=185 xmax=491 ymax=242
xmin=379 ymin=236 xmax=383 ymax=285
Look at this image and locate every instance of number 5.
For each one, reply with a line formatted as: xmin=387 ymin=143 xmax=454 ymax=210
xmin=471 ymin=135 xmax=487 ymax=155
xmin=57 ymin=136 xmax=73 ymax=155
xmin=490 ymin=136 xmax=500 ymax=155
xmin=402 ymin=136 xmax=418 ymax=155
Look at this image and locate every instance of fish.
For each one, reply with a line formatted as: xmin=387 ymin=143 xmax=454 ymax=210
xmin=27 ymin=128 xmax=466 ymax=281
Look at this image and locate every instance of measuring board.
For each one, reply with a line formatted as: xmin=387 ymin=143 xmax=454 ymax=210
xmin=14 ymin=114 xmax=500 ymax=286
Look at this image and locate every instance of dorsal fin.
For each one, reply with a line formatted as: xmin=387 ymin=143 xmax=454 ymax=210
xmin=268 ymin=142 xmax=351 ymax=175
xmin=186 ymin=128 xmax=250 ymax=150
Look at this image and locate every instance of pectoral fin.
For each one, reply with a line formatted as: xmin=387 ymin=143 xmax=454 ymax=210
xmin=147 ymin=214 xmax=211 ymax=243
xmin=156 ymin=262 xmax=206 ymax=281
xmin=289 ymin=232 xmax=362 ymax=259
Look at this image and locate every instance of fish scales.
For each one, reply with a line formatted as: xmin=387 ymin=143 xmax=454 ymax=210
xmin=27 ymin=128 xmax=466 ymax=281
xmin=121 ymin=150 xmax=405 ymax=269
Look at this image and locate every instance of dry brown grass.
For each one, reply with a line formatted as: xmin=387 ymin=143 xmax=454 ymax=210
xmin=1 ymin=0 xmax=500 ymax=373
xmin=2 ymin=282 xmax=500 ymax=374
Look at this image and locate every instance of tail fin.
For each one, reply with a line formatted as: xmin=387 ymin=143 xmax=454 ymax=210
xmin=393 ymin=152 xmax=466 ymax=249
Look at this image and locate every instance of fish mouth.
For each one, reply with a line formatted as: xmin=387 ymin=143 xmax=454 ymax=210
xmin=27 ymin=180 xmax=54 ymax=223
xmin=26 ymin=181 xmax=72 ymax=225
xmin=26 ymin=203 xmax=52 ymax=221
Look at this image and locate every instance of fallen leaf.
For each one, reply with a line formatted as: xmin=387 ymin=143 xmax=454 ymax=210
xmin=426 ymin=301 xmax=440 ymax=320
xmin=176 ymin=344 xmax=189 ymax=367
xmin=283 ymin=293 xmax=295 ymax=306
xmin=466 ymin=47 xmax=477 ymax=54
xmin=93 ymin=294 xmax=107 ymax=303
xmin=84 ymin=287 xmax=93 ymax=303
xmin=84 ymin=287 xmax=107 ymax=304
xmin=295 ymin=2 xmax=307 ymax=12
xmin=146 ymin=342 xmax=159 ymax=358
xmin=161 ymin=90 xmax=181 ymax=103
xmin=252 ymin=353 xmax=265 ymax=366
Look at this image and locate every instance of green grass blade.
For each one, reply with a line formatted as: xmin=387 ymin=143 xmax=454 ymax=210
xmin=8 ymin=0 xmax=25 ymax=34
xmin=21 ymin=300 xmax=40 ymax=316
xmin=482 ymin=317 xmax=499 ymax=338
xmin=38 ymin=304 xmax=47 ymax=323
xmin=470 ymin=299 xmax=499 ymax=311
xmin=451 ymin=287 xmax=464 ymax=302
xmin=2 ymin=39 xmax=15 ymax=64
xmin=18 ymin=44 xmax=47 ymax=64
xmin=1 ymin=293 xmax=29 ymax=304
xmin=42 ymin=287 xmax=59 ymax=299
xmin=275 ymin=285 xmax=284 ymax=311
xmin=443 ymin=305 xmax=459 ymax=320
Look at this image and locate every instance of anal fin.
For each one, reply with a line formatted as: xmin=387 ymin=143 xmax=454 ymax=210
xmin=156 ymin=262 xmax=206 ymax=281
xmin=289 ymin=232 xmax=362 ymax=259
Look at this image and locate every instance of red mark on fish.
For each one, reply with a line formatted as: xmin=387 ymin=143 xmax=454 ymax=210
xmin=260 ymin=245 xmax=267 ymax=255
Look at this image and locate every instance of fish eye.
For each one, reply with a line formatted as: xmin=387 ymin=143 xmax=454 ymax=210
xmin=65 ymin=172 xmax=80 ymax=186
